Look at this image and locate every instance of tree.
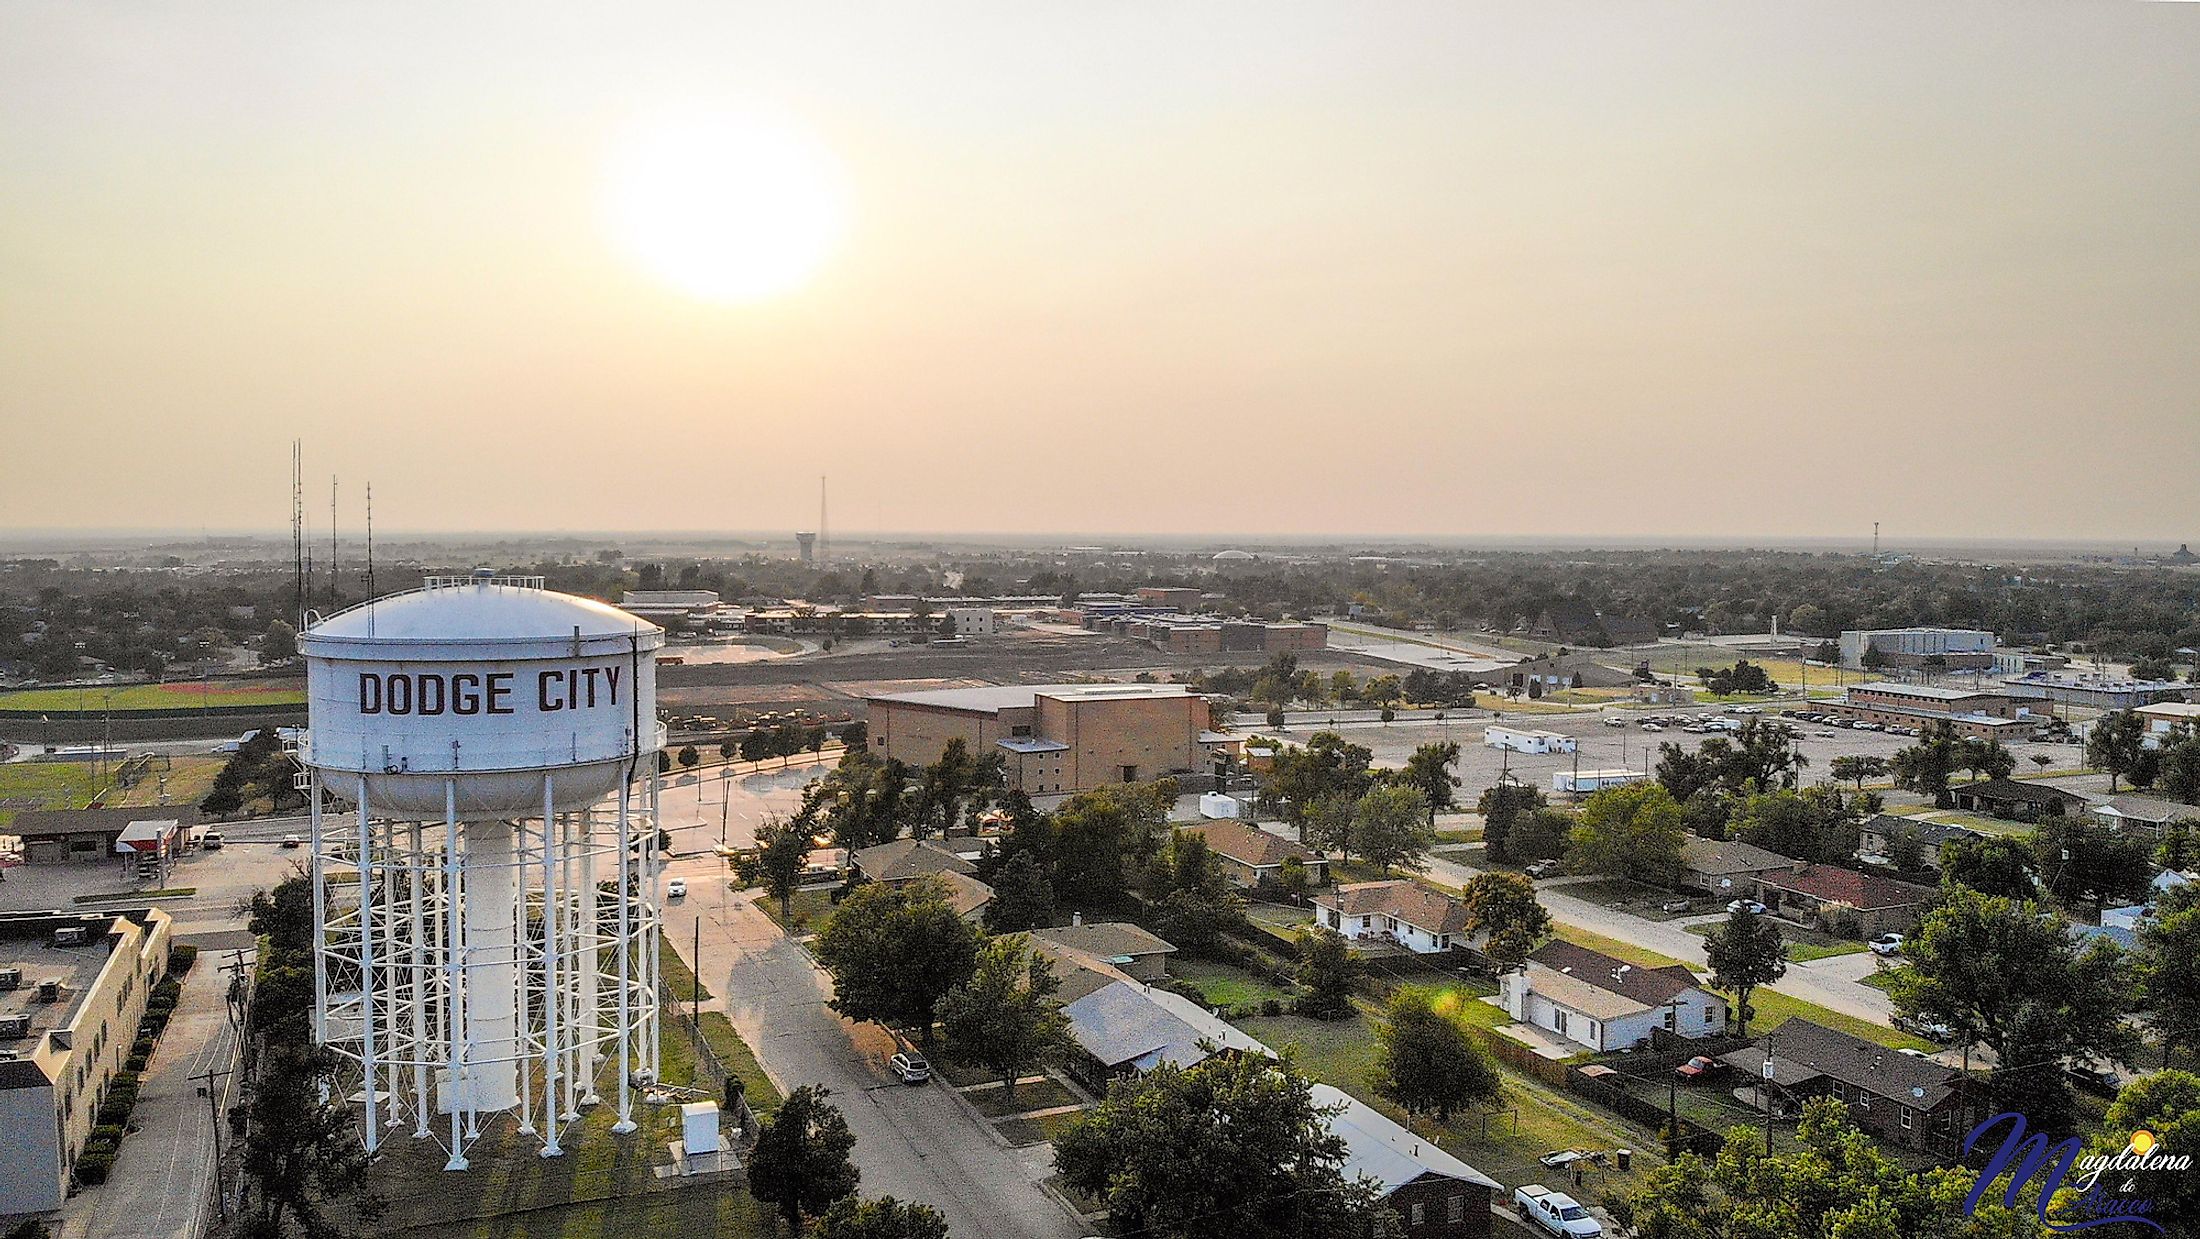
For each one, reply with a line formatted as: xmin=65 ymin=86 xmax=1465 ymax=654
xmin=734 ymin=815 xmax=810 ymax=920
xmin=739 ymin=729 xmax=773 ymax=764
xmin=260 ymin=619 xmax=298 ymax=664
xmin=1510 ymin=807 xmax=1576 ymax=863
xmin=1829 ymin=754 xmax=1888 ymax=790
xmin=2139 ymin=900 xmax=2200 ymax=1067
xmin=1703 ymin=908 xmax=1786 ymax=1036
xmin=2087 ymin=710 xmax=2152 ymax=792
xmin=814 ymin=878 xmax=983 ymax=1045
xmin=2032 ymin=815 xmax=2156 ymax=909
xmin=1293 ymin=927 xmax=1359 ymax=1020
xmin=1568 ymin=782 xmax=1685 ymax=885
xmin=1052 ymin=1055 xmax=1388 ymax=1238
xmin=2094 ymin=1071 xmax=2200 ymax=1229
xmin=813 ymin=1196 xmax=951 ymax=1239
xmin=1891 ymin=723 xmax=1963 ymax=808
xmin=1049 ymin=782 xmax=1174 ymax=906
xmin=1939 ymin=834 xmax=2038 ymax=899
xmin=1731 ymin=786 xmax=1860 ymax=865
xmin=1275 ymin=855 xmax=1311 ymax=904
xmin=1397 ymin=741 xmax=1462 ymax=820
xmin=1887 ymin=889 xmax=2135 ymax=1134
xmin=2155 ymin=722 xmax=2200 ymax=804
xmin=981 ymin=850 xmax=1054 ymax=933
xmin=677 ymin=743 xmax=700 ymax=768
xmin=1350 ymin=784 xmax=1434 ymax=875
xmin=1373 ymin=988 xmax=1499 ymax=1121
xmin=1263 ymin=732 xmax=1373 ymax=828
xmin=1628 ymin=1097 xmax=2048 ymax=1239
xmin=1458 ymin=871 xmax=1551 ymax=964
xmin=718 ymin=738 xmax=737 ymax=761
xmin=1146 ymin=832 xmax=1244 ymax=956
xmin=938 ymin=936 xmax=1067 ymax=1099
xmin=748 ymin=1085 xmax=861 ymax=1231
xmin=1477 ymin=781 xmax=1545 ymax=864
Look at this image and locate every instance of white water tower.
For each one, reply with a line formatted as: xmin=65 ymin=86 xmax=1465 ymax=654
xmin=298 ymin=571 xmax=667 ymax=1169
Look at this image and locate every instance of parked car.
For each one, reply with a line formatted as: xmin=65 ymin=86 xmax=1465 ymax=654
xmin=666 ymin=878 xmax=687 ymax=898
xmin=890 ymin=1050 xmax=932 ymax=1084
xmin=1639 ymin=723 xmax=1664 ymax=732
xmin=1675 ymin=1055 xmax=1724 ymax=1081
xmin=1732 ymin=705 xmax=1762 ymax=715
xmin=1525 ymin=859 xmax=1563 ymax=879
xmin=1895 ymin=1014 xmax=1956 ymax=1043
xmin=199 ymin=830 xmax=226 ymax=850
xmin=1869 ymin=932 xmax=1905 ymax=956
xmin=280 ymin=835 xmax=302 ymax=849
xmin=1515 ymin=1185 xmax=1603 ymax=1237
xmin=1727 ymin=899 xmax=1767 ymax=915
xmin=1604 ymin=716 xmax=1628 ymax=727
xmin=2065 ymin=1062 xmax=2123 ymax=1097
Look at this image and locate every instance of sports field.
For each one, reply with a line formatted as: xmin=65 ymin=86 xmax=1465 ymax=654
xmin=0 ymin=680 xmax=304 ymax=712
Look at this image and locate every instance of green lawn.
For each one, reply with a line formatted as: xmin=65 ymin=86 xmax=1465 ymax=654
xmin=1744 ymin=989 xmax=1934 ymax=1052
xmin=660 ymin=938 xmax=709 ymax=1002
xmin=0 ymin=761 xmax=99 ymax=831
xmin=1860 ymin=967 xmax=1906 ymax=993
xmin=698 ymin=1011 xmax=780 ymax=1115
xmin=1433 ymin=827 xmax=1483 ymax=845
xmin=755 ymin=887 xmax=838 ymax=932
xmin=1566 ymin=878 xmax=1707 ymax=922
xmin=995 ymin=1108 xmax=1086 ymax=1147
xmin=0 ymin=680 xmax=304 ymax=712
xmin=1684 ymin=921 xmax=1868 ymax=963
xmin=1171 ymin=958 xmax=1295 ymax=1009
xmin=963 ymin=1076 xmax=1083 ymax=1117
xmin=1553 ymin=924 xmax=1693 ymax=970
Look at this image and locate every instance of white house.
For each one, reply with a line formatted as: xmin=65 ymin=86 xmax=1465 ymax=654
xmin=1312 ymin=880 xmax=1471 ymax=954
xmin=1484 ymin=725 xmax=1576 ymax=755
xmin=1499 ymin=939 xmax=1728 ymax=1051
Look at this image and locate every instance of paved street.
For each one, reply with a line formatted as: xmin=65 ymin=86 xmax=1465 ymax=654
xmin=660 ymin=867 xmax=1082 ymax=1239
xmin=56 ymin=954 xmax=241 ymax=1239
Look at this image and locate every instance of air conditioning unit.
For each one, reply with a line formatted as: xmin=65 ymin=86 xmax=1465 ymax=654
xmin=36 ymin=980 xmax=62 ymax=1004
xmin=52 ymin=926 xmax=87 ymax=947
xmin=0 ymin=967 xmax=21 ymax=990
xmin=0 ymin=1015 xmax=30 ymax=1039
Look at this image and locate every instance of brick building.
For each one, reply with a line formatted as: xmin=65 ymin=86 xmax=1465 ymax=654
xmin=1819 ymin=681 xmax=2045 ymax=740
xmin=866 ymin=683 xmax=1231 ymax=794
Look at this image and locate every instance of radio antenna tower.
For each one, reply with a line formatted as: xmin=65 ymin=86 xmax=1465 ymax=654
xmin=365 ymin=483 xmax=375 ymax=601
xmin=1873 ymin=521 xmax=1880 ymax=555
xmin=330 ymin=475 xmax=341 ymax=609
xmin=291 ymin=441 xmax=306 ymax=624
xmin=819 ymin=475 xmax=829 ymax=567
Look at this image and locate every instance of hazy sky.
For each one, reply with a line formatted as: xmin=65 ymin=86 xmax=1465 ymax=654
xmin=4 ymin=2 xmax=2196 ymax=542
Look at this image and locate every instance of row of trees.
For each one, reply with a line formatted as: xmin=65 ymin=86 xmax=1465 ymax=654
xmin=747 ymin=1083 xmax=952 ymax=1235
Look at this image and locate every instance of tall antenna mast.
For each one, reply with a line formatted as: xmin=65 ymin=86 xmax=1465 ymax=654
xmin=291 ymin=441 xmax=306 ymax=624
xmin=330 ymin=475 xmax=340 ymax=609
xmin=819 ymin=474 xmax=829 ymax=567
xmin=365 ymin=482 xmax=375 ymax=600
xmin=1873 ymin=521 xmax=1880 ymax=556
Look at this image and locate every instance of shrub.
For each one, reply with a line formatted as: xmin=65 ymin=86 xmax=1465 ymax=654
xmin=1260 ymin=998 xmax=1283 ymax=1017
xmin=151 ymin=977 xmax=183 ymax=1003
xmin=91 ymin=1124 xmax=126 ymax=1146
xmin=168 ymin=943 xmax=198 ymax=975
xmin=72 ymin=1149 xmax=114 ymax=1186
xmin=131 ymin=1037 xmax=155 ymax=1059
xmin=124 ymin=1053 xmax=148 ymax=1074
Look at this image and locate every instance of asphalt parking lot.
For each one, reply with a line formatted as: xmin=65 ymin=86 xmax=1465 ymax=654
xmin=1247 ymin=703 xmax=2080 ymax=799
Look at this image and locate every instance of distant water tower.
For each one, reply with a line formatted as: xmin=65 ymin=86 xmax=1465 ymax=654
xmin=298 ymin=571 xmax=667 ymax=1169
xmin=796 ymin=531 xmax=816 ymax=566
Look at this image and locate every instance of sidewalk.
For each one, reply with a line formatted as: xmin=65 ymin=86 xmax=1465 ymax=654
xmin=58 ymin=958 xmax=240 ymax=1239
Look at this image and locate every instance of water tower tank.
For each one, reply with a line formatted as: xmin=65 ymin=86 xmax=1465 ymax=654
xmin=301 ymin=571 xmax=666 ymax=817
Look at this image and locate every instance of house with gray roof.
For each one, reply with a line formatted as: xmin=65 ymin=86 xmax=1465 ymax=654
xmin=1676 ymin=836 xmax=1794 ymax=895
xmin=1057 ymin=981 xmax=1269 ymax=1086
xmin=1313 ymin=1083 xmax=1500 ymax=1237
xmin=1717 ymin=1017 xmax=1970 ymax=1152
xmin=1498 ymin=939 xmax=1727 ymax=1051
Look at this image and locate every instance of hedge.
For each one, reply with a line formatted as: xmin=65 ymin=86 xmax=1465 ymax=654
xmin=168 ymin=943 xmax=198 ymax=975
xmin=72 ymin=1150 xmax=114 ymax=1186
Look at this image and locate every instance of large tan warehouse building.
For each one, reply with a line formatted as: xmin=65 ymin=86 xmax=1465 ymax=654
xmin=867 ymin=683 xmax=1232 ymax=794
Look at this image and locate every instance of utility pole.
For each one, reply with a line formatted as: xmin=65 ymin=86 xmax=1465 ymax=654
xmin=1665 ymin=997 xmax=1682 ymax=1159
xmin=693 ymin=918 xmax=703 ymax=1029
xmin=194 ymin=1064 xmax=233 ymax=1219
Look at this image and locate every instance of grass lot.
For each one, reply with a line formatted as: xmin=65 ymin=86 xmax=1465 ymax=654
xmin=1860 ymin=967 xmax=1906 ymax=993
xmin=0 ymin=757 xmax=224 ymax=833
xmin=1566 ymin=878 xmax=1708 ymax=922
xmin=1171 ymin=958 xmax=1296 ymax=1009
xmin=995 ymin=1108 xmax=1086 ymax=1147
xmin=660 ymin=937 xmax=709 ymax=1002
xmin=964 ymin=1076 xmax=1083 ymax=1117
xmin=698 ymin=1011 xmax=780 ymax=1115
xmin=1432 ymin=827 xmax=1483 ymax=845
xmin=1684 ymin=921 xmax=1868 ymax=963
xmin=755 ymin=887 xmax=838 ymax=933
xmin=1237 ymin=1007 xmax=1660 ymax=1200
xmin=0 ymin=680 xmax=304 ymax=712
xmin=1744 ymin=989 xmax=1934 ymax=1052
xmin=1883 ymin=806 xmax=2035 ymax=838
xmin=1552 ymin=924 xmax=1692 ymax=970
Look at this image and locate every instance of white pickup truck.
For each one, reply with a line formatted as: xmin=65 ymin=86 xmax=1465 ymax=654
xmin=1514 ymin=1185 xmax=1603 ymax=1237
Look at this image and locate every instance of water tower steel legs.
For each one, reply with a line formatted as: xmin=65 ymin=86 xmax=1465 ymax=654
xmin=443 ymin=781 xmax=468 ymax=1169
xmin=409 ymin=819 xmax=430 ymax=1139
xmin=539 ymin=775 xmax=562 ymax=1157
xmin=612 ymin=787 xmax=635 ymax=1133
xmin=358 ymin=793 xmax=380 ymax=1154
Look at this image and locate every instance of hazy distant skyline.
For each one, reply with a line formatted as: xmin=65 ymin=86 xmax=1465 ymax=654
xmin=4 ymin=3 xmax=2196 ymax=541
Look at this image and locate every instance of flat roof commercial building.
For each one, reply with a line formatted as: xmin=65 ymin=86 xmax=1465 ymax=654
xmin=0 ymin=908 xmax=174 ymax=1214
xmin=2002 ymin=672 xmax=2194 ymax=713
xmin=1819 ymin=681 xmax=2046 ymax=740
xmin=1837 ymin=628 xmax=1994 ymax=670
xmin=866 ymin=683 xmax=1229 ymax=794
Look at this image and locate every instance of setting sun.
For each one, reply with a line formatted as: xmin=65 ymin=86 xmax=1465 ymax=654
xmin=604 ymin=109 xmax=848 ymax=304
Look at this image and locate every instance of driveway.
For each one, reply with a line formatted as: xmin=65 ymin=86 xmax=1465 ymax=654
xmin=661 ymin=865 xmax=1081 ymax=1239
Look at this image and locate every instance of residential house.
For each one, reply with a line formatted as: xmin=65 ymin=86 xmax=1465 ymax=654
xmin=931 ymin=869 xmax=995 ymax=923
xmin=849 ymin=838 xmax=978 ymax=886
xmin=1498 ymin=940 xmax=1728 ymax=1051
xmin=1718 ymin=1018 xmax=1970 ymax=1152
xmin=1313 ymin=881 xmax=1471 ymax=954
xmin=1752 ymin=863 xmax=1934 ymax=937
xmin=1857 ymin=815 xmax=1983 ymax=870
xmin=1057 ymin=980 xmax=1270 ymax=1088
xmin=1029 ymin=920 xmax=1178 ymax=983
xmin=2089 ymin=794 xmax=2200 ymax=838
xmin=1176 ymin=820 xmax=1327 ymax=889
xmin=1314 ymin=1083 xmax=1501 ymax=1238
xmin=1676 ymin=837 xmax=1794 ymax=897
xmin=1948 ymin=778 xmax=2090 ymax=822
xmin=1530 ymin=601 xmax=1660 ymax=647
xmin=1495 ymin=652 xmax=1635 ymax=694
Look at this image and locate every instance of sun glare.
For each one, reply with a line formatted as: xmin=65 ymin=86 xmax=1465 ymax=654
xmin=605 ymin=109 xmax=848 ymax=304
